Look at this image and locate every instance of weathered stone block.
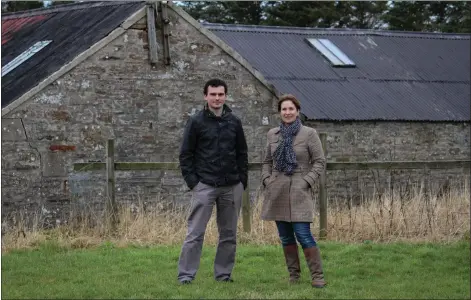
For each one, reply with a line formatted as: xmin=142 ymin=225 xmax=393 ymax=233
xmin=1 ymin=118 xmax=27 ymax=141
xmin=1 ymin=142 xmax=41 ymax=171
xmin=43 ymin=152 xmax=68 ymax=177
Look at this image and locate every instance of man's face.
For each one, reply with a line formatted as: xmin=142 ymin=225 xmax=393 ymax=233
xmin=204 ymin=86 xmax=226 ymax=110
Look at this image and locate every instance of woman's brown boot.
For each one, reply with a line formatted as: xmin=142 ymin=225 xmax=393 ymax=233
xmin=303 ymin=246 xmax=326 ymax=288
xmin=282 ymin=244 xmax=301 ymax=283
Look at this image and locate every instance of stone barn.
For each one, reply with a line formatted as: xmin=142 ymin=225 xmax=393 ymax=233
xmin=1 ymin=1 xmax=469 ymax=224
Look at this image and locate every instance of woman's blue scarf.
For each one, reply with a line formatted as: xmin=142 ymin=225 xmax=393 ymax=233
xmin=273 ymin=117 xmax=301 ymax=175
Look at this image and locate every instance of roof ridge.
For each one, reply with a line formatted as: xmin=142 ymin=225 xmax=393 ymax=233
xmin=1 ymin=1 xmax=143 ymax=19
xmin=203 ymin=23 xmax=470 ymax=40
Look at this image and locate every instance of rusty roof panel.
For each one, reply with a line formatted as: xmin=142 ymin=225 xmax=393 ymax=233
xmin=2 ymin=14 xmax=52 ymax=45
xmin=1 ymin=1 xmax=144 ymax=108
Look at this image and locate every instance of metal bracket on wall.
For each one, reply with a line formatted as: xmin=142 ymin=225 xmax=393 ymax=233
xmin=146 ymin=1 xmax=159 ymax=66
xmin=158 ymin=1 xmax=171 ymax=65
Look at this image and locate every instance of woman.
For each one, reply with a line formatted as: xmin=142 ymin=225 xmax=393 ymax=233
xmin=261 ymin=94 xmax=327 ymax=288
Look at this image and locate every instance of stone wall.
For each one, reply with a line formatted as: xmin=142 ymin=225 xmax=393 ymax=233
xmin=306 ymin=121 xmax=470 ymax=203
xmin=1 ymin=6 xmax=469 ymax=226
xmin=1 ymin=7 xmax=278 ymax=223
xmin=308 ymin=121 xmax=470 ymax=162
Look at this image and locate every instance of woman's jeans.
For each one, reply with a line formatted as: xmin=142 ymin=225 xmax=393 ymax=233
xmin=276 ymin=221 xmax=317 ymax=249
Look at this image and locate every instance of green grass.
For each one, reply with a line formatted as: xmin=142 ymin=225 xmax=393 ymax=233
xmin=2 ymin=241 xmax=469 ymax=299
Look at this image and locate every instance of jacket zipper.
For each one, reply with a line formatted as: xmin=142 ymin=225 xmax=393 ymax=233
xmin=288 ymin=176 xmax=292 ymax=222
xmin=217 ymin=119 xmax=222 ymax=186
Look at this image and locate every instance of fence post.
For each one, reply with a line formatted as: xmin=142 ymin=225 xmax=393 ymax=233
xmin=106 ymin=139 xmax=117 ymax=229
xmin=318 ymin=133 xmax=327 ymax=239
xmin=242 ymin=182 xmax=251 ymax=233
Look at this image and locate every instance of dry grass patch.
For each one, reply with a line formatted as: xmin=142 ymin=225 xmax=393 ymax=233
xmin=2 ymin=180 xmax=469 ymax=252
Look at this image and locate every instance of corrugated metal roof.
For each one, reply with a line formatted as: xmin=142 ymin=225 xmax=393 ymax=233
xmin=1 ymin=1 xmax=145 ymax=108
xmin=205 ymin=23 xmax=470 ymax=121
xmin=2 ymin=15 xmax=51 ymax=45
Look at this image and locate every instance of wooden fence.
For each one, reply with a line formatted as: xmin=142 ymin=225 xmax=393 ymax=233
xmin=73 ymin=134 xmax=470 ymax=239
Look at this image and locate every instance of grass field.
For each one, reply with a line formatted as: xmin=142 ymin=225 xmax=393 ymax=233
xmin=2 ymin=182 xmax=469 ymax=298
xmin=2 ymin=241 xmax=469 ymax=299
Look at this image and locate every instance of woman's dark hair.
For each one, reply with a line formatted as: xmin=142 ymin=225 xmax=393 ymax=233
xmin=204 ymin=78 xmax=228 ymax=95
xmin=277 ymin=94 xmax=301 ymax=112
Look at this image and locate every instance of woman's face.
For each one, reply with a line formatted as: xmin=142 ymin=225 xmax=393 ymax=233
xmin=280 ymin=100 xmax=299 ymax=124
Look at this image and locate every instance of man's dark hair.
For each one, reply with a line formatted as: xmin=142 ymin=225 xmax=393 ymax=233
xmin=203 ymin=78 xmax=228 ymax=95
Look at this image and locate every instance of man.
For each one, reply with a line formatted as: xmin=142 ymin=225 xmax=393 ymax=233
xmin=177 ymin=78 xmax=248 ymax=284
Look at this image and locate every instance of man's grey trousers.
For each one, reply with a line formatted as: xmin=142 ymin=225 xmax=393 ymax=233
xmin=177 ymin=181 xmax=243 ymax=282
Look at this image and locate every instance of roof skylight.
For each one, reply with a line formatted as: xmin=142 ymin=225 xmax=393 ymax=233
xmin=306 ymin=38 xmax=356 ymax=67
xmin=2 ymin=40 xmax=52 ymax=77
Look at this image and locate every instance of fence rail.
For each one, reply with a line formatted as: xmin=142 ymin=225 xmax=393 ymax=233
xmin=72 ymin=135 xmax=470 ymax=239
xmin=73 ymin=160 xmax=471 ymax=172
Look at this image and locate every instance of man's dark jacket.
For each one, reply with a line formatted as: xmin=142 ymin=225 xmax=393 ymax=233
xmin=179 ymin=104 xmax=248 ymax=190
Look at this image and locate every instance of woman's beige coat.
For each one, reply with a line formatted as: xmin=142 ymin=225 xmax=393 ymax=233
xmin=261 ymin=125 xmax=326 ymax=222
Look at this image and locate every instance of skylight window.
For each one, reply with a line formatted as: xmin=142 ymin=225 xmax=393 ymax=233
xmin=306 ymin=38 xmax=356 ymax=67
xmin=1 ymin=40 xmax=52 ymax=77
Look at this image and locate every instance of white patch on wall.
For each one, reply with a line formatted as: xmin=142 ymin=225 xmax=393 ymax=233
xmin=191 ymin=44 xmax=198 ymax=50
xmin=81 ymin=80 xmax=90 ymax=89
xmin=35 ymin=93 xmax=64 ymax=104
xmin=226 ymin=94 xmax=235 ymax=102
xmin=124 ymin=34 xmax=128 ymax=43
xmin=262 ymin=116 xmax=269 ymax=125
xmin=175 ymin=60 xmax=189 ymax=72
xmin=157 ymin=73 xmax=174 ymax=79
xmin=212 ymin=59 xmax=226 ymax=66
xmin=187 ymin=108 xmax=197 ymax=116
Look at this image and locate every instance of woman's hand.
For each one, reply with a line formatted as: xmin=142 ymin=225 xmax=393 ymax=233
xmin=302 ymin=178 xmax=311 ymax=189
